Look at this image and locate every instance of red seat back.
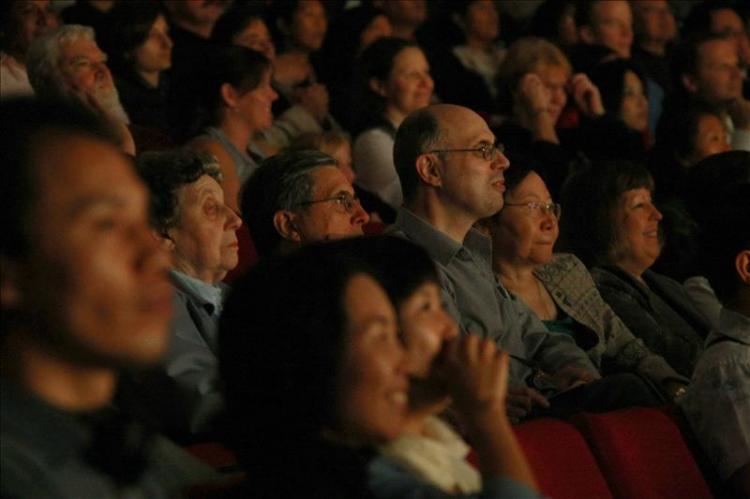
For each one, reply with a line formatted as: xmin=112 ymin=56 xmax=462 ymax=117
xmin=513 ymin=418 xmax=614 ymax=499
xmin=572 ymin=408 xmax=712 ymax=499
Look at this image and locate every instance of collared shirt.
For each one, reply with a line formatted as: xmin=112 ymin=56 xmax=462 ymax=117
xmin=679 ymin=308 xmax=750 ymax=481
xmin=0 ymin=382 xmax=218 ymax=498
xmin=389 ymin=208 xmax=595 ymax=390
xmin=170 ymin=269 xmax=225 ymax=318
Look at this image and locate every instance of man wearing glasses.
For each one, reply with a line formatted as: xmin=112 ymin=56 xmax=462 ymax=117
xmin=243 ymin=149 xmax=370 ymax=258
xmin=391 ymin=104 xmax=662 ymax=421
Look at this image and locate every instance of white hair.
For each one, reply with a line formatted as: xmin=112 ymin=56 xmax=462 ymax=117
xmin=26 ymin=24 xmax=96 ymax=99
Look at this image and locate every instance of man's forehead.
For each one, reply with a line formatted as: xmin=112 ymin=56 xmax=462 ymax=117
xmin=60 ymin=37 xmax=103 ymax=58
xmin=311 ymin=165 xmax=352 ymax=196
xmin=437 ymin=110 xmax=493 ymax=144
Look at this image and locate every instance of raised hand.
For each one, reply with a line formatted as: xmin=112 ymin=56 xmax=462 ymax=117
xmin=569 ymin=73 xmax=605 ymax=118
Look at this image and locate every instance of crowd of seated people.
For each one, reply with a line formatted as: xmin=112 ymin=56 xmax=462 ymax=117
xmin=2 ymin=1 xmax=749 ymax=497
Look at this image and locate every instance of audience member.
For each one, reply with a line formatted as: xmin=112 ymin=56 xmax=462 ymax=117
xmin=669 ymin=33 xmax=750 ymax=151
xmin=683 ymin=1 xmax=750 ymax=73
xmin=391 ymin=104 xmax=662 ymax=422
xmin=494 ymin=37 xmax=604 ymax=196
xmin=680 ymin=182 xmax=750 ymax=499
xmin=630 ymin=0 xmax=676 ymax=93
xmin=480 ymin=162 xmax=686 ymax=400
xmin=242 ymin=149 xmax=368 ymax=258
xmin=290 ymin=130 xmax=355 ymax=184
xmin=219 ymin=241 xmax=405 ymax=497
xmin=373 ymin=0 xmax=427 ymax=41
xmin=559 ymin=159 xmax=713 ymax=377
xmin=102 ymin=2 xmax=173 ymax=138
xmin=26 ymin=24 xmax=135 ymax=154
xmin=135 ymin=149 xmax=241 ymax=439
xmin=529 ymin=0 xmax=578 ymax=51
xmin=336 ymin=236 xmax=541 ymax=497
xmin=0 ymin=97 xmax=217 ymax=498
xmin=0 ymin=0 xmax=57 ymax=98
xmin=187 ymin=46 xmax=277 ymax=211
xmin=353 ymin=37 xmax=434 ymax=212
xmin=574 ymin=0 xmax=633 ymax=59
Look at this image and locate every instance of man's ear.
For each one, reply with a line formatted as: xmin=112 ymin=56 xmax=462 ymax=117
xmin=578 ymin=25 xmax=596 ymax=45
xmin=220 ymin=83 xmax=238 ymax=108
xmin=736 ymin=249 xmax=750 ymax=285
xmin=273 ymin=211 xmax=303 ymax=243
xmin=681 ymin=73 xmax=698 ymax=94
xmin=369 ymin=77 xmax=387 ymax=98
xmin=0 ymin=257 xmax=22 ymax=310
xmin=415 ymin=153 xmax=443 ymax=188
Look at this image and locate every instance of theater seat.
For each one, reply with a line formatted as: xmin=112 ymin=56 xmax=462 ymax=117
xmin=513 ymin=418 xmax=614 ymax=499
xmin=572 ymin=407 xmax=712 ymax=499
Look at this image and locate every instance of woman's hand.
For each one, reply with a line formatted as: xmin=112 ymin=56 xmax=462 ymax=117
xmin=569 ymin=73 xmax=605 ymax=118
xmin=517 ymin=73 xmax=552 ymax=118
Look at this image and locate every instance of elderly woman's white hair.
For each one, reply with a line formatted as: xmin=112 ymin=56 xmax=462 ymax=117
xmin=26 ymin=24 xmax=96 ymax=99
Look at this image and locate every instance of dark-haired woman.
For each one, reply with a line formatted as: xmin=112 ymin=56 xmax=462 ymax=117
xmin=559 ymin=160 xmax=713 ymax=377
xmin=104 ymin=2 xmax=172 ymax=136
xmin=188 ymin=46 xmax=277 ymax=211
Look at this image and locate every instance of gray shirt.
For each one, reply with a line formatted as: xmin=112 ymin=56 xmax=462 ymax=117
xmin=389 ymin=208 xmax=596 ymax=390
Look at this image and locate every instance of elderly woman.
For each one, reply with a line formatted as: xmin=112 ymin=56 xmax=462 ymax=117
xmin=219 ymin=237 xmax=541 ymax=497
xmin=481 ymin=162 xmax=687 ymax=400
xmin=494 ymin=37 xmax=604 ymax=196
xmin=352 ymin=37 xmax=434 ymax=213
xmin=188 ymin=46 xmax=278 ymax=211
xmin=559 ymin=159 xmax=713 ymax=377
xmin=137 ymin=149 xmax=242 ymax=438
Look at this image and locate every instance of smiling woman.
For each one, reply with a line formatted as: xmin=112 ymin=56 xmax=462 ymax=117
xmin=559 ymin=159 xmax=713 ymax=378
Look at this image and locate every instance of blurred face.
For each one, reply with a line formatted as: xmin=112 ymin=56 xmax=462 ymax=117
xmin=233 ymin=19 xmax=276 ymax=62
xmin=133 ymin=15 xmax=173 ymax=74
xmin=558 ymin=4 xmax=578 ymax=47
xmin=6 ymin=0 xmax=57 ymax=56
xmin=381 ymin=47 xmax=434 ymax=118
xmin=166 ymin=0 xmax=227 ymax=26
xmin=491 ymin=172 xmax=559 ymax=267
xmin=465 ymin=0 xmax=499 ymax=43
xmin=166 ymin=175 xmax=242 ymax=284
xmin=379 ymin=0 xmax=427 ymax=27
xmin=235 ymin=69 xmax=278 ymax=132
xmin=329 ymin=142 xmax=356 ymax=184
xmin=619 ymin=70 xmax=648 ymax=132
xmin=20 ymin=135 xmax=173 ymax=367
xmin=710 ymin=8 xmax=750 ymax=66
xmin=58 ymin=37 xmax=115 ymax=95
xmin=631 ymin=0 xmax=676 ymax=47
xmin=614 ymin=187 xmax=663 ymax=277
xmin=289 ymin=0 xmax=327 ymax=52
xmin=436 ymin=107 xmax=510 ymax=221
xmin=359 ymin=14 xmax=393 ymax=51
xmin=687 ymin=39 xmax=743 ymax=105
xmin=293 ymin=166 xmax=369 ymax=242
xmin=688 ymin=114 xmax=731 ymax=165
xmin=536 ymin=64 xmax=569 ymax=124
xmin=588 ymin=0 xmax=633 ymax=58
xmin=399 ymin=282 xmax=458 ymax=380
xmin=337 ymin=273 xmax=408 ymax=444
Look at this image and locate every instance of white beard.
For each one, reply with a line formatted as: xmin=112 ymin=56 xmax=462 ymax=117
xmin=93 ymin=84 xmax=130 ymax=125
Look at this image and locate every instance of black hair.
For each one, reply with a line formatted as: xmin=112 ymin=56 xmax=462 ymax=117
xmin=241 ymin=150 xmax=337 ymax=257
xmin=211 ymin=2 xmax=268 ymax=46
xmin=682 ymin=1 xmax=744 ymax=39
xmin=559 ymin=159 xmax=654 ymax=267
xmin=699 ymin=182 xmax=750 ymax=303
xmin=586 ymin=58 xmax=647 ymax=121
xmin=219 ymin=240 xmax=377 ymax=479
xmin=685 ymin=151 xmax=750 ymax=227
xmin=1 ymin=97 xmax=118 ymax=260
xmin=100 ymin=1 xmax=165 ymax=76
xmin=530 ymin=0 xmax=577 ymax=47
xmin=135 ymin=149 xmax=222 ymax=235
xmin=393 ymin=107 xmax=442 ymax=203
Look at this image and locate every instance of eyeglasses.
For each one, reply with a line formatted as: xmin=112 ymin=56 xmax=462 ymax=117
xmin=296 ymin=192 xmax=361 ymax=214
xmin=426 ymin=142 xmax=505 ymax=162
xmin=504 ymin=201 xmax=561 ymax=219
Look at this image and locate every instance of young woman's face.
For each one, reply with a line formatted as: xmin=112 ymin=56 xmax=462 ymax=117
xmin=619 ymin=70 xmax=648 ymax=132
xmin=133 ymin=14 xmax=173 ymax=74
xmin=233 ymin=18 xmax=276 ymax=62
xmin=491 ymin=172 xmax=559 ymax=267
xmin=688 ymin=114 xmax=730 ymax=165
xmin=381 ymin=47 xmax=434 ymax=117
xmin=336 ymin=274 xmax=409 ymax=444
xmin=289 ymin=0 xmax=328 ymax=52
xmin=234 ymin=69 xmax=278 ymax=131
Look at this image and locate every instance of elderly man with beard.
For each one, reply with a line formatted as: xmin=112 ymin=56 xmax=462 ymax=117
xmin=26 ymin=24 xmax=136 ymax=154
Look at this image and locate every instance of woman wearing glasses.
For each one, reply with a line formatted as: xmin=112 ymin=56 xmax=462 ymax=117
xmin=481 ymin=161 xmax=689 ymax=401
xmin=559 ymin=159 xmax=713 ymax=380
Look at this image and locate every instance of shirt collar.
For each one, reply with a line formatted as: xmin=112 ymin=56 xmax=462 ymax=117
xmin=717 ymin=308 xmax=750 ymax=345
xmin=170 ymin=269 xmax=225 ymax=316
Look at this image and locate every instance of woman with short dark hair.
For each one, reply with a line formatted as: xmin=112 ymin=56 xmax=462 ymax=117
xmin=559 ymin=160 xmax=712 ymax=377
